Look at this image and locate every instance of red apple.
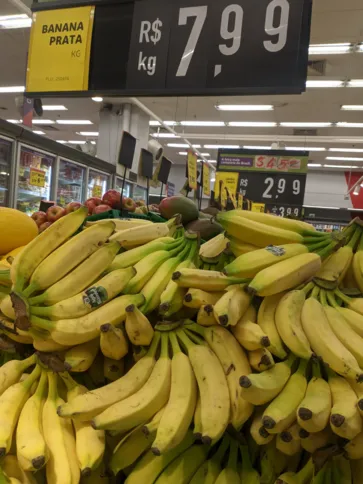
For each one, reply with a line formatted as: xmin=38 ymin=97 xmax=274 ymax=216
xmin=85 ymin=197 xmax=103 ymax=215
xmin=47 ymin=205 xmax=66 ymax=223
xmin=39 ymin=221 xmax=52 ymax=233
xmin=65 ymin=202 xmax=82 ymax=214
xmin=31 ymin=211 xmax=47 ymax=227
xmin=122 ymin=197 xmax=136 ymax=212
xmin=103 ymin=190 xmax=121 ymax=210
xmin=93 ymin=204 xmax=112 ymax=215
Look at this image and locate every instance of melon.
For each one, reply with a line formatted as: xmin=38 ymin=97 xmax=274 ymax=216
xmin=0 ymin=208 xmax=38 ymax=255
xmin=159 ymin=196 xmax=199 ymax=225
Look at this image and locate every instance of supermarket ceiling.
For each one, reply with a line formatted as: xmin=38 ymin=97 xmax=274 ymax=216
xmin=1 ymin=0 xmax=363 ymax=170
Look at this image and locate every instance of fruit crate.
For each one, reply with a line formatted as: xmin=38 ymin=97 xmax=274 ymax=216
xmin=85 ymin=210 xmax=167 ymax=223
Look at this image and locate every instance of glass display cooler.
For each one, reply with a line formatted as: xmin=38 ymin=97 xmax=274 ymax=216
xmin=0 ymin=137 xmax=13 ymax=207
xmin=87 ymin=169 xmax=110 ymax=200
xmin=115 ymin=176 xmax=132 ymax=198
xmin=57 ymin=158 xmax=86 ymax=205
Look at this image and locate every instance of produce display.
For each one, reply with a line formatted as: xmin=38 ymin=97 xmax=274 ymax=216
xmin=1 ymin=203 xmax=363 ymax=483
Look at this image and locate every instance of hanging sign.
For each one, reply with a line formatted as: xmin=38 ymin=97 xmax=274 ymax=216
xmin=251 ymin=202 xmax=266 ymax=213
xmin=214 ymin=172 xmax=239 ymax=199
xmin=202 ymin=163 xmax=211 ymax=197
xmin=187 ymin=151 xmax=198 ymax=190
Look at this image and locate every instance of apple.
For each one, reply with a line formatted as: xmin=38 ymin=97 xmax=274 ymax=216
xmin=103 ymin=190 xmax=121 ymax=210
xmin=31 ymin=211 xmax=47 ymax=227
xmin=122 ymin=197 xmax=136 ymax=212
xmin=135 ymin=200 xmax=146 ymax=207
xmin=65 ymin=202 xmax=82 ymax=214
xmin=85 ymin=197 xmax=103 ymax=215
xmin=93 ymin=204 xmax=112 ymax=215
xmin=46 ymin=205 xmax=66 ymax=223
xmin=39 ymin=221 xmax=52 ymax=233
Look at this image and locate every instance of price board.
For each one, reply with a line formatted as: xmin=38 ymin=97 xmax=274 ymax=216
xmin=187 ymin=151 xmax=198 ymax=190
xmin=264 ymin=203 xmax=303 ymax=218
xmin=29 ymin=168 xmax=46 ymax=188
xmin=202 ymin=163 xmax=210 ymax=197
xmin=92 ymin=184 xmax=102 ymax=198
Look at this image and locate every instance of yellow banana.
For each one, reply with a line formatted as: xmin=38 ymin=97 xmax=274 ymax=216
xmin=155 ymin=444 xmax=208 ymax=484
xmin=11 ymin=206 xmax=88 ymax=292
xmin=213 ymin=285 xmax=251 ymax=327
xmin=123 ymin=250 xmax=172 ymax=294
xmin=31 ymin=293 xmax=144 ymax=346
xmin=109 ymin=223 xmax=169 ymax=248
xmin=152 ymin=332 xmax=197 ymax=455
xmin=59 ymin=398 xmax=80 ymax=484
xmin=250 ymin=407 xmax=274 ymax=445
xmin=92 ymin=332 xmax=171 ymax=431
xmin=172 ymin=268 xmax=247 ymax=291
xmin=16 ymin=370 xmax=48 ymax=472
xmin=232 ymin=209 xmax=317 ymax=234
xmin=257 ymin=294 xmax=287 ymax=359
xmin=183 ymin=289 xmax=224 ymax=309
xmin=100 ymin=324 xmax=128 ymax=360
xmin=299 ymin=426 xmax=333 ymax=453
xmin=248 ymin=253 xmax=321 ymax=297
xmin=228 ymin=238 xmax=259 ymax=257
xmin=125 ymin=304 xmax=154 ymax=346
xmin=58 ymin=332 xmax=161 ymax=421
xmin=196 ymin=305 xmax=217 ymax=327
xmin=190 ymin=437 xmax=229 ymax=484
xmin=199 ymin=234 xmax=229 ymax=261
xmin=349 ymin=379 xmax=363 ymax=418
xmin=338 ymin=306 xmax=363 ymax=337
xmin=64 ymin=338 xmax=100 ymax=372
xmin=0 ymin=364 xmax=41 ymax=456
xmin=23 ymin=221 xmax=115 ymax=297
xmin=215 ymin=439 xmax=240 ymax=484
xmin=193 ymin=394 xmax=202 ymax=439
xmin=0 ymin=295 xmax=15 ymax=320
xmin=0 ymin=317 xmax=33 ymax=344
xmin=276 ymin=422 xmax=302 ymax=456
xmin=248 ymin=348 xmax=274 ymax=372
xmin=85 ymin=218 xmax=152 ymax=230
xmin=0 ymin=354 xmax=36 ymax=396
xmin=103 ymin=357 xmax=125 ymax=382
xmin=240 ymin=354 xmax=295 ymax=405
xmin=1 ymin=455 xmax=36 ymax=484
xmin=353 ymin=247 xmax=363 ymax=293
xmin=276 ymin=458 xmax=314 ymax=484
xmin=232 ymin=304 xmax=271 ymax=351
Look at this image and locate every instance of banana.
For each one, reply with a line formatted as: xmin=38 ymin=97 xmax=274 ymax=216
xmin=16 ymin=370 xmax=48 ymax=472
xmin=250 ymin=407 xmax=274 ymax=445
xmin=213 ymin=285 xmax=251 ymax=327
xmin=332 ymin=455 xmax=352 ymax=484
xmin=0 ymin=317 xmax=33 ymax=344
xmin=199 ymin=234 xmax=229 ymax=261
xmin=64 ymin=338 xmax=100 ymax=372
xmin=188 ymin=323 xmax=253 ymax=430
xmin=43 ymin=372 xmax=72 ymax=484
xmin=193 ymin=394 xmax=202 ymax=438
xmin=125 ymin=304 xmax=154 ymax=346
xmin=124 ymin=431 xmax=194 ymax=484
xmin=262 ymin=359 xmax=308 ymax=433
xmin=0 ymin=295 xmax=15 ymax=320
xmin=177 ymin=329 xmax=230 ymax=443
xmin=248 ymin=348 xmax=275 ymax=372
xmin=23 ymin=221 xmax=115 ymax=297
xmin=297 ymin=359 xmax=331 ymax=433
xmin=353 ymin=244 xmax=363 ymax=293
xmin=196 ymin=305 xmax=217 ymax=327
xmin=224 ymin=244 xmax=309 ymax=278
xmin=276 ymin=422 xmax=302 ymax=456
xmin=228 ymin=238 xmax=259 ymax=257
xmin=232 ymin=305 xmax=271 ymax=351
xmin=109 ymin=223 xmax=170 ymax=248
xmin=275 ymin=290 xmax=313 ymax=359
xmin=100 ymin=324 xmax=128 ymax=360
xmin=59 ymin=399 xmax=80 ymax=484
xmin=142 ymin=404 xmax=166 ymax=437
xmin=11 ymin=206 xmax=88 ymax=292
xmin=257 ymin=294 xmax=287 ymax=359
xmin=301 ymin=297 xmax=363 ymax=381
xmin=240 ymin=354 xmax=295 ymax=405
xmin=239 ymin=440 xmax=260 ymax=484
xmin=215 ymin=439 xmax=240 ymax=484
xmin=58 ymin=332 xmax=161 ymax=421
xmin=155 ymin=443 xmax=208 ymax=484
xmin=152 ymin=332 xmax=197 ymax=455
xmin=85 ymin=218 xmax=152 ymax=230
xmin=103 ymin=357 xmax=124 ymax=381
xmin=351 ymin=458 xmax=363 ymax=484
xmin=348 ymin=379 xmax=363 ymax=417
xmin=31 ymin=293 xmax=144 ymax=346
xmin=1 ymin=455 xmax=36 ymax=484
xmin=329 ymin=370 xmax=362 ymax=440
xmin=344 ymin=431 xmax=363 ymax=459
xmin=190 ymin=437 xmax=229 ymax=484
xmin=276 ymin=458 xmax=314 ymax=484
xmin=0 ymin=354 xmax=36 ymax=396
xmin=183 ymin=289 xmax=224 ymax=309
xmin=0 ymin=364 xmax=40 ymax=455
xmin=248 ymin=253 xmax=321 ymax=297
xmin=92 ymin=332 xmax=171 ymax=431
xmin=172 ymin=268 xmax=247 ymax=291
xmin=299 ymin=426 xmax=333 ymax=453
xmin=232 ymin=209 xmax=317 ymax=234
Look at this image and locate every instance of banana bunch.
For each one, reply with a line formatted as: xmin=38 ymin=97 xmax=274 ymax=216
xmin=198 ymin=234 xmax=235 ymax=271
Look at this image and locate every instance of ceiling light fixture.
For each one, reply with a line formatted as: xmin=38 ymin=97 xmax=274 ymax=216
xmin=216 ymin=104 xmax=274 ymax=111
xmin=32 ymin=119 xmax=55 ymax=125
xmin=78 ymin=132 xmax=99 ymax=136
xmin=308 ymin=163 xmax=322 ymax=167
xmin=329 ymin=148 xmax=363 ymax=153
xmin=228 ymin=122 xmax=277 ymax=127
xmin=56 ymin=120 xmax=93 ymax=125
xmin=309 ymin=43 xmax=352 ymax=55
xmin=151 ymin=133 xmax=180 ymax=138
xmin=358 ymin=44 xmax=363 ymax=52
xmin=324 ymin=164 xmax=359 ymax=168
xmin=42 ymin=105 xmax=68 ymax=111
xmin=347 ymin=80 xmax=363 ymax=87
xmin=0 ymin=15 xmax=31 ymax=30
xmin=337 ymin=122 xmax=363 ymax=128
xmin=178 ymin=152 xmax=188 ymax=155
xmin=6 ymin=119 xmax=21 ymax=124
xmin=286 ymin=147 xmax=326 ymax=151
xmin=243 ymin=145 xmax=272 ymax=150
xmin=67 ymin=141 xmax=86 ymax=145
xmin=180 ymin=121 xmax=225 ymax=127
xmin=280 ymin=122 xmax=332 ymax=128
xmin=149 ymin=120 xmax=177 ymax=126
xmin=33 ymin=131 xmax=45 ymax=135
xmin=306 ymin=80 xmax=343 ymax=88
xmin=326 ymin=156 xmax=363 ymax=161
xmin=0 ymin=86 xmax=25 ymax=93
xmin=167 ymin=143 xmax=201 ymax=148
xmin=92 ymin=97 xmax=103 ymax=102
xmin=204 ymin=144 xmax=240 ymax=149
xmin=304 ymin=205 xmax=340 ymax=209
xmin=341 ymin=105 xmax=363 ymax=111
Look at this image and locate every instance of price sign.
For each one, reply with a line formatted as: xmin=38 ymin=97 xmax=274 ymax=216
xmin=265 ymin=203 xmax=303 ymax=218
xmin=202 ymin=163 xmax=211 ymax=197
xmin=29 ymin=168 xmax=45 ymax=188
xmin=214 ymin=172 xmax=239 ymax=199
xmin=187 ymin=151 xmax=198 ymax=190
xmin=251 ymin=202 xmax=266 ymax=213
xmin=92 ymin=185 xmax=102 ymax=198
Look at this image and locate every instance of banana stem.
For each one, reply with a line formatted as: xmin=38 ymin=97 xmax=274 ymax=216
xmin=59 ymin=371 xmax=79 ymax=392
xmin=35 ymin=370 xmax=48 ymax=397
xmin=296 ymin=358 xmax=308 ymax=377
xmin=310 ymin=285 xmax=320 ymax=300
xmin=227 ymin=439 xmax=238 ymax=471
xmin=160 ymin=333 xmax=169 ymax=359
xmin=357 ymin=229 xmax=363 ymax=253
xmin=20 ymin=353 xmax=37 ymax=371
xmin=304 ymin=235 xmax=331 ymax=245
xmin=176 ymin=329 xmax=195 ymax=352
xmin=186 ymin=323 xmax=205 ymax=338
xmin=23 ymin=365 xmax=41 ymax=391
xmin=213 ymin=436 xmax=230 ymax=466
xmin=312 ymin=359 xmax=322 ymax=378
xmin=147 ymin=331 xmax=161 ymax=358
xmin=30 ymin=315 xmax=55 ymax=331
xmin=306 ymin=238 xmax=331 ymax=253
xmin=348 ymin=226 xmax=362 ymax=250
xmin=47 ymin=371 xmax=58 ymax=401
xmin=184 ymin=328 xmax=205 ymax=345
xmin=326 ymin=290 xmax=339 ymax=308
xmin=239 ymin=443 xmax=254 ymax=472
xmin=342 ymin=222 xmax=357 ymax=242
xmin=286 ymin=353 xmax=297 ymax=368
xmin=297 ymin=458 xmax=314 ymax=483
xmin=334 ymin=288 xmax=351 ymax=305
xmin=317 ymin=241 xmax=338 ymax=260
xmin=169 ymin=331 xmax=181 ymax=355
xmin=302 ymin=281 xmax=314 ymax=295
xmin=319 ymin=289 xmax=328 ymax=306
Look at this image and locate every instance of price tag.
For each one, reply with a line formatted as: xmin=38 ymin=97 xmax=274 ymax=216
xmin=214 ymin=172 xmax=239 ymax=199
xmin=92 ymin=185 xmax=102 ymax=198
xmin=202 ymin=163 xmax=210 ymax=197
xmin=29 ymin=168 xmax=45 ymax=188
xmin=251 ymin=202 xmax=265 ymax=213
xmin=187 ymin=151 xmax=198 ymax=190
xmin=265 ymin=203 xmax=303 ymax=218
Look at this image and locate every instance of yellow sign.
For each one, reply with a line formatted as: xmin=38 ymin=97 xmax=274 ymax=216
xmin=26 ymin=6 xmax=95 ymax=92
xmin=29 ymin=168 xmax=45 ymax=188
xmin=202 ymin=163 xmax=210 ymax=197
xmin=214 ymin=172 xmax=239 ymax=199
xmin=251 ymin=202 xmax=266 ymax=213
xmin=187 ymin=151 xmax=198 ymax=190
xmin=226 ymin=188 xmax=237 ymax=209
xmin=92 ymin=185 xmax=102 ymax=198
xmin=238 ymin=193 xmax=243 ymax=209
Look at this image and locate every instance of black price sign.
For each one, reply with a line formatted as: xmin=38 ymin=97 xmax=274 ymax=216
xmin=265 ymin=203 xmax=303 ymax=218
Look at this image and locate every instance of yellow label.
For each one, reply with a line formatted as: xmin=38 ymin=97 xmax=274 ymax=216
xmin=220 ymin=182 xmax=227 ymax=208
xmin=188 ymin=151 xmax=198 ymax=190
xmin=214 ymin=172 xmax=239 ymax=199
xmin=251 ymin=202 xmax=265 ymax=213
xmin=238 ymin=193 xmax=243 ymax=209
xmin=202 ymin=163 xmax=210 ymax=196
xmin=92 ymin=184 xmax=102 ymax=198
xmin=29 ymin=168 xmax=46 ymax=188
xmin=26 ymin=6 xmax=95 ymax=92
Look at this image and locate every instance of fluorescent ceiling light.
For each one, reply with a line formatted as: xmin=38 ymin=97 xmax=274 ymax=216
xmin=91 ymin=141 xmax=96 ymax=145
xmin=208 ymin=160 xmax=217 ymax=163
xmin=347 ymin=80 xmax=363 ymax=87
xmin=33 ymin=131 xmax=45 ymax=135
xmin=201 ymin=153 xmax=210 ymax=156
xmin=6 ymin=119 xmax=21 ymax=124
xmin=79 ymin=131 xmax=99 ymax=136
xmin=56 ymin=120 xmax=93 ymax=125
xmin=152 ymin=133 xmax=180 ymax=138
xmin=286 ymin=147 xmax=326 ymax=151
xmin=211 ymin=178 xmax=216 ymax=182
xmin=306 ymin=80 xmax=343 ymax=88
xmin=326 ymin=156 xmax=363 ymax=161
xmin=324 ymin=164 xmax=359 ymax=168
xmin=359 ymin=44 xmax=363 ymax=53
xmin=243 ymin=145 xmax=272 ymax=150
xmin=309 ymin=43 xmax=351 ymax=55
xmin=204 ymin=144 xmax=240 ymax=149
xmin=56 ymin=140 xmax=67 ymax=144
xmin=0 ymin=14 xmax=31 ymax=29
xmin=92 ymin=97 xmax=103 ymax=102
xmin=341 ymin=105 xmax=363 ymax=111
xmin=42 ymin=105 xmax=67 ymax=111
xmin=32 ymin=119 xmax=55 ymax=124
xmin=180 ymin=121 xmax=225 ymax=127
xmin=216 ymin=105 xmax=274 ymax=111
xmin=348 ymin=208 xmax=363 ymax=211
xmin=304 ymin=205 xmax=340 ymax=209
xmin=281 ymin=122 xmax=332 ymax=128
xmin=167 ymin=143 xmax=201 ymax=148
xmin=67 ymin=141 xmax=86 ymax=145
xmin=178 ymin=152 xmax=188 ymax=155
xmin=0 ymin=86 xmax=25 ymax=93
xmin=228 ymin=122 xmax=277 ymax=127
xmin=329 ymin=148 xmax=363 ymax=153
xmin=149 ymin=121 xmax=177 ymax=126
xmin=308 ymin=163 xmax=322 ymax=167
xmin=337 ymin=122 xmax=363 ymax=128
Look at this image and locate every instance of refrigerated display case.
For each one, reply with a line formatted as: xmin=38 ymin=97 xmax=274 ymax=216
xmin=133 ymin=184 xmax=147 ymax=202
xmin=115 ymin=177 xmax=132 ymax=198
xmin=87 ymin=169 xmax=110 ymax=199
xmin=57 ymin=159 xmax=86 ymax=206
xmin=0 ymin=137 xmax=13 ymax=207
xmin=16 ymin=144 xmax=55 ymax=215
